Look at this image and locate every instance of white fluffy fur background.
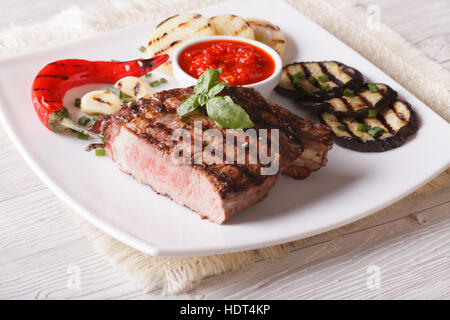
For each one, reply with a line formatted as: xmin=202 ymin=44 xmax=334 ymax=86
xmin=1 ymin=0 xmax=448 ymax=294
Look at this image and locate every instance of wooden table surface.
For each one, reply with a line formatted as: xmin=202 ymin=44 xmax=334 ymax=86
xmin=0 ymin=0 xmax=449 ymax=299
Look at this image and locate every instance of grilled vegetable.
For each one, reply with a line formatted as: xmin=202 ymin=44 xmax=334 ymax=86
xmin=31 ymin=56 xmax=168 ymax=135
xmin=146 ymin=13 xmax=215 ymax=75
xmin=246 ymin=18 xmax=285 ymax=56
xmin=298 ymin=83 xmax=397 ymax=118
xmin=209 ymin=14 xmax=255 ymax=39
xmin=320 ymin=99 xmax=418 ymax=152
xmin=80 ymin=90 xmax=122 ymax=115
xmin=115 ymin=76 xmax=152 ymax=99
xmin=276 ymin=61 xmax=364 ymax=101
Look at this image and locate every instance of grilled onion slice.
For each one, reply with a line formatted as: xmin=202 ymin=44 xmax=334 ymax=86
xmin=276 ymin=61 xmax=364 ymax=101
xmin=320 ymin=99 xmax=418 ymax=152
xmin=246 ymin=18 xmax=285 ymax=56
xmin=299 ymin=83 xmax=397 ymax=118
xmin=146 ymin=13 xmax=215 ymax=75
xmin=209 ymin=14 xmax=255 ymax=39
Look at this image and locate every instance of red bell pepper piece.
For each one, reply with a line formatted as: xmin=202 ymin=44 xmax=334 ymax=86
xmin=31 ymin=55 xmax=168 ymax=139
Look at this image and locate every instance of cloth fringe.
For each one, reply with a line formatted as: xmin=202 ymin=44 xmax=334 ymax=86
xmin=73 ymin=213 xmax=256 ymax=294
xmin=1 ymin=0 xmax=449 ymax=294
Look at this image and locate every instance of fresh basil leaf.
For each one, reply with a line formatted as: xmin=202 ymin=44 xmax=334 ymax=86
xmin=198 ymin=93 xmax=209 ymax=106
xmin=208 ymin=81 xmax=229 ymax=98
xmin=177 ymin=95 xmax=200 ymax=117
xmin=194 ymin=68 xmax=222 ymax=95
xmin=206 ymin=96 xmax=254 ymax=129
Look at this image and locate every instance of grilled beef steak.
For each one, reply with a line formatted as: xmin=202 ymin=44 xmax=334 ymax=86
xmin=95 ymin=86 xmax=332 ymax=223
xmin=284 ymin=122 xmax=333 ymax=179
xmin=212 ymin=87 xmax=334 ymax=179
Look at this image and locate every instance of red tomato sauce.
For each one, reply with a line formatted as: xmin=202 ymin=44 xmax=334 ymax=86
xmin=178 ymin=40 xmax=275 ymax=86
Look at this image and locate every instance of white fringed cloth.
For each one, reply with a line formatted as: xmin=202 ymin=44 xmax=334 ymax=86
xmin=1 ymin=0 xmax=449 ymax=294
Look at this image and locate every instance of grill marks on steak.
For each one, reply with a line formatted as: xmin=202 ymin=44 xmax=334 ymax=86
xmin=99 ymin=87 xmax=299 ymax=195
xmin=96 ymin=86 xmax=333 ymax=223
xmin=219 ymin=87 xmax=333 ymax=179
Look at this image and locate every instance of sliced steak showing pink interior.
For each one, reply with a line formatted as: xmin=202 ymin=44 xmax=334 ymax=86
xmin=95 ymin=86 xmax=332 ymax=223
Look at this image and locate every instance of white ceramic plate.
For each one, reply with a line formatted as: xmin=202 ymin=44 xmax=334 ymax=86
xmin=0 ymin=0 xmax=449 ymax=257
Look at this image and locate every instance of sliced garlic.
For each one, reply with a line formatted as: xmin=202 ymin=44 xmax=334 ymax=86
xmin=80 ymin=90 xmax=122 ymax=115
xmin=115 ymin=76 xmax=152 ymax=99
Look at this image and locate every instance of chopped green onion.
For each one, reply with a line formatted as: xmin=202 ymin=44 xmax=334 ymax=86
xmin=321 ymin=83 xmax=330 ymax=91
xmin=293 ymin=72 xmax=303 ymax=79
xmin=92 ymin=115 xmax=99 ymax=122
xmin=78 ymin=116 xmax=91 ymax=126
xmin=292 ymin=77 xmax=302 ymax=87
xmin=95 ymin=149 xmax=106 ymax=156
xmin=77 ymin=132 xmax=89 ymax=140
xmin=293 ymin=78 xmax=302 ymax=87
xmin=122 ymin=98 xmax=136 ymax=103
xmin=110 ymin=59 xmax=120 ymax=62
xmin=145 ymin=73 xmax=152 ymax=78
xmin=318 ymin=75 xmax=329 ymax=83
xmin=368 ymin=83 xmax=378 ymax=93
xmin=107 ymin=85 xmax=122 ymax=98
xmin=74 ymin=98 xmax=81 ymax=108
xmin=357 ymin=123 xmax=369 ymax=132
xmin=160 ymin=77 xmax=168 ymax=84
xmin=139 ymin=46 xmax=147 ymax=53
xmin=343 ymin=88 xmax=354 ymax=97
xmin=308 ymin=76 xmax=317 ymax=85
xmin=367 ymin=109 xmax=378 ymax=118
xmin=337 ymin=124 xmax=347 ymax=131
xmin=292 ymin=72 xmax=303 ymax=86
xmin=368 ymin=126 xmax=385 ymax=138
xmin=150 ymin=80 xmax=161 ymax=87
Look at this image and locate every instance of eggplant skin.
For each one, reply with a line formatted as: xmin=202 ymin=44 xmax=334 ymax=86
xmin=320 ymin=99 xmax=419 ymax=152
xmin=275 ymin=86 xmax=306 ymax=101
xmin=332 ymin=117 xmax=417 ymax=152
xmin=298 ymin=83 xmax=397 ymax=119
xmin=275 ymin=61 xmax=365 ymax=102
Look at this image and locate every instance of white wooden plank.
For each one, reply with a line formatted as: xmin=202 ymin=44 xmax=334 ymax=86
xmin=0 ymin=0 xmax=449 ymax=299
xmin=357 ymin=0 xmax=450 ymax=69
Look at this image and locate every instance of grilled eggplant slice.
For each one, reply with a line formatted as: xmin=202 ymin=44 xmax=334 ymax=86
xmin=276 ymin=61 xmax=364 ymax=101
xmin=298 ymin=83 xmax=397 ymax=118
xmin=320 ymin=99 xmax=418 ymax=152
